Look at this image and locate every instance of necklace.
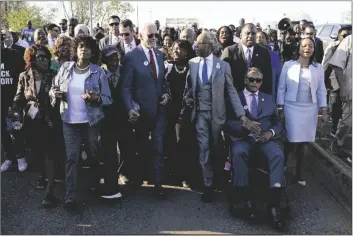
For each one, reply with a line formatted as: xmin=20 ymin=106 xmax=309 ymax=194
xmin=75 ymin=63 xmax=90 ymax=71
xmin=174 ymin=64 xmax=187 ymax=74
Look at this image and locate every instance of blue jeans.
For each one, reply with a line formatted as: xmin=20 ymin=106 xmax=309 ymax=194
xmin=62 ymin=122 xmax=100 ymax=201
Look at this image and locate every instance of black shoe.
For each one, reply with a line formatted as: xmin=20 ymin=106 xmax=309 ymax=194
xmin=154 ymin=184 xmax=166 ymax=199
xmin=63 ymin=199 xmax=77 ymax=211
xmin=244 ymin=200 xmax=257 ymax=222
xmin=201 ymin=187 xmax=213 ymax=203
xmin=41 ymin=193 xmax=59 ymax=208
xmin=268 ymin=206 xmax=285 ymax=231
xmin=36 ymin=177 xmax=46 ymax=189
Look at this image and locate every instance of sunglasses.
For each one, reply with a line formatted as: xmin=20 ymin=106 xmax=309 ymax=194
xmin=148 ymin=33 xmax=159 ymax=39
xmin=306 ymin=32 xmax=314 ymax=35
xmin=109 ymin=23 xmax=120 ymax=27
xmin=120 ymin=33 xmax=130 ymax=37
xmin=340 ymin=34 xmax=349 ymax=38
xmin=247 ymin=77 xmax=262 ymax=83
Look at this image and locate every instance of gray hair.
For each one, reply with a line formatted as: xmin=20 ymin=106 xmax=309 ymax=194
xmin=74 ymin=24 xmax=90 ymax=37
xmin=180 ymin=28 xmax=194 ymax=37
xmin=196 ymin=31 xmax=218 ymax=50
xmin=141 ymin=23 xmax=157 ymax=34
xmin=247 ymin=67 xmax=263 ymax=79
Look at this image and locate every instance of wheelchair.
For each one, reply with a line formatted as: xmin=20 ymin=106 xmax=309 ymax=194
xmin=222 ymin=131 xmax=291 ymax=220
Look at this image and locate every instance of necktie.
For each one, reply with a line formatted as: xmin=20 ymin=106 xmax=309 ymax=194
xmin=149 ymin=50 xmax=157 ymax=80
xmin=246 ymin=48 xmax=252 ymax=68
xmin=250 ymin=93 xmax=257 ymax=118
xmin=128 ymin=43 xmax=132 ymax=51
xmin=202 ymin=58 xmax=208 ymax=85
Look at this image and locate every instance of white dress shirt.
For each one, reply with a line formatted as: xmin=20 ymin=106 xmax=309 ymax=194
xmin=123 ymin=38 xmax=136 ymax=53
xmin=112 ymin=35 xmax=119 ymax=44
xmin=242 ymin=44 xmax=254 ymax=60
xmin=141 ymin=43 xmax=159 ymax=77
xmin=198 ymin=53 xmax=213 ymax=83
xmin=16 ymin=40 xmax=29 ymax=48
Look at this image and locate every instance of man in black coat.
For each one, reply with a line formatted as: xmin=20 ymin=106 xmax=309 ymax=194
xmin=303 ymin=25 xmax=324 ymax=63
xmin=99 ymin=15 xmax=120 ymax=50
xmin=221 ymin=23 xmax=273 ymax=95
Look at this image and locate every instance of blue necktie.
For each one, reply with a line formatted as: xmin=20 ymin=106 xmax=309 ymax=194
xmin=202 ymin=58 xmax=208 ymax=85
xmin=246 ymin=48 xmax=252 ymax=69
xmin=251 ymin=94 xmax=257 ymax=118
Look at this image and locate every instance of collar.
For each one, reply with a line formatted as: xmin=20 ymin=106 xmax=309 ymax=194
xmin=102 ymin=65 xmax=119 ymax=77
xmin=141 ymin=43 xmax=154 ymax=54
xmin=124 ymin=38 xmax=136 ymax=46
xmin=243 ymin=88 xmax=259 ymax=97
xmin=242 ymin=44 xmax=254 ymax=54
xmin=201 ymin=53 xmax=213 ymax=61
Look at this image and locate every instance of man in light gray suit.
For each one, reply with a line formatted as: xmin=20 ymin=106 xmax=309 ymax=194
xmin=184 ymin=32 xmax=261 ymax=202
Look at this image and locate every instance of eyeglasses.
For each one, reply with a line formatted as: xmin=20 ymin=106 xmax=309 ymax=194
xmin=109 ymin=23 xmax=120 ymax=27
xmin=340 ymin=34 xmax=349 ymax=38
xmin=247 ymin=77 xmax=262 ymax=83
xmin=36 ymin=56 xmax=49 ymax=62
xmin=148 ymin=33 xmax=159 ymax=39
xmin=120 ymin=33 xmax=130 ymax=37
xmin=306 ymin=32 xmax=314 ymax=35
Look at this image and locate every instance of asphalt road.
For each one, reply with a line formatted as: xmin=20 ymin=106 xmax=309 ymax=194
xmin=1 ymin=148 xmax=352 ymax=235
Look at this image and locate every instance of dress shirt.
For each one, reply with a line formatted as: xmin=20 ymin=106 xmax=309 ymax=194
xmin=141 ymin=43 xmax=159 ymax=77
xmin=243 ymin=88 xmax=275 ymax=137
xmin=112 ymin=35 xmax=120 ymax=44
xmin=123 ymin=38 xmax=136 ymax=53
xmin=241 ymin=44 xmax=254 ymax=59
xmin=198 ymin=53 xmax=213 ymax=83
xmin=47 ymin=37 xmax=56 ymax=48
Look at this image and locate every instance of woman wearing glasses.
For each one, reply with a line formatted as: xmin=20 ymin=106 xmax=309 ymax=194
xmin=277 ymin=37 xmax=329 ymax=187
xmin=12 ymin=44 xmax=58 ymax=207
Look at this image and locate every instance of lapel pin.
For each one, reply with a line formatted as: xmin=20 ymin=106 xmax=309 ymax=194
xmin=262 ymin=98 xmax=264 ymax=101
xmin=256 ymin=54 xmax=258 ymax=56
xmin=216 ymin=62 xmax=221 ymax=69
xmin=144 ymin=61 xmax=148 ymax=66
xmin=244 ymin=105 xmax=248 ymax=110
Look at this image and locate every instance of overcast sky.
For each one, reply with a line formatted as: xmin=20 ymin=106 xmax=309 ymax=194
xmin=28 ymin=1 xmax=351 ymax=29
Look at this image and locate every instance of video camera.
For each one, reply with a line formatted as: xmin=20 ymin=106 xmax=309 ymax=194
xmin=277 ymin=18 xmax=298 ymax=63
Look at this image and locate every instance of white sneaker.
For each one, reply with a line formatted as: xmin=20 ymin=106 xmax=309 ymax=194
xmin=101 ymin=192 xmax=122 ymax=199
xmin=1 ymin=160 xmax=13 ymax=172
xmin=17 ymin=158 xmax=27 ymax=172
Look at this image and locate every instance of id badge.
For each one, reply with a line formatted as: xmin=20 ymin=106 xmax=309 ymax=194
xmin=27 ymin=104 xmax=39 ymax=119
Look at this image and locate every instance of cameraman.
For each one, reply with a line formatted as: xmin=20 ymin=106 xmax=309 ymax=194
xmin=279 ymin=28 xmax=297 ymax=65
xmin=0 ymin=32 xmax=27 ymax=172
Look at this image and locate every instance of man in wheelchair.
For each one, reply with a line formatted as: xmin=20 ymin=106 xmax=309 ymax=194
xmin=224 ymin=67 xmax=285 ymax=230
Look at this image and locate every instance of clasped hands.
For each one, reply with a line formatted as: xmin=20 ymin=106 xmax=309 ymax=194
xmin=241 ymin=116 xmax=273 ymax=143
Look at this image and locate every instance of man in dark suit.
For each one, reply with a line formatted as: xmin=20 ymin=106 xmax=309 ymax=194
xmin=115 ymin=19 xmax=140 ymax=65
xmin=99 ymin=15 xmax=120 ymax=50
xmin=235 ymin=18 xmax=245 ymax=38
xmin=224 ymin=67 xmax=285 ymax=231
xmin=122 ymin=23 xmax=170 ymax=198
xmin=1 ymin=30 xmax=26 ymax=60
xmin=221 ymin=23 xmax=273 ymax=95
xmin=303 ymin=25 xmax=324 ymax=63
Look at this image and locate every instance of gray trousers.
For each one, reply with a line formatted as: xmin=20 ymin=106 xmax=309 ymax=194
xmin=62 ymin=122 xmax=100 ymax=201
xmin=195 ymin=111 xmax=222 ymax=187
xmin=335 ymin=100 xmax=352 ymax=145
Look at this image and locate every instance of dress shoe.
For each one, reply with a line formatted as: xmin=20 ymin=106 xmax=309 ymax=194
xmin=41 ymin=193 xmax=60 ymax=208
xmin=244 ymin=200 xmax=257 ymax=222
xmin=201 ymin=187 xmax=213 ymax=203
xmin=63 ymin=199 xmax=77 ymax=211
xmin=268 ymin=206 xmax=285 ymax=231
xmin=154 ymin=184 xmax=166 ymax=199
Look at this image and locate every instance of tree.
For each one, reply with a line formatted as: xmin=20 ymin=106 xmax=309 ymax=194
xmin=6 ymin=5 xmax=47 ymax=32
xmin=342 ymin=10 xmax=351 ymax=23
xmin=61 ymin=0 xmax=135 ymax=27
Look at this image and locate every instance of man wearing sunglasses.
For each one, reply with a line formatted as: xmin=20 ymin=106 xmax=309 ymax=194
xmin=304 ymin=25 xmax=324 ymax=63
xmin=122 ymin=23 xmax=170 ymax=199
xmin=115 ymin=19 xmax=140 ymax=64
xmin=47 ymin=23 xmax=60 ymax=49
xmin=99 ymin=15 xmax=120 ymax=50
xmin=224 ymin=67 xmax=285 ymax=231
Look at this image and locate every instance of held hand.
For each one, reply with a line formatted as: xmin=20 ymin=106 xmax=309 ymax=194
xmin=256 ymin=131 xmax=273 ymax=143
xmin=241 ymin=116 xmax=261 ymax=134
xmin=82 ymin=90 xmax=99 ymax=102
xmin=160 ymin=94 xmax=169 ymax=106
xmin=184 ymin=96 xmax=194 ymax=108
xmin=128 ymin=109 xmax=140 ymax=123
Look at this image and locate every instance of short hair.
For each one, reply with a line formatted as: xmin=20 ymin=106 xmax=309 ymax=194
xmin=247 ymin=67 xmax=263 ymax=79
xmin=260 ymin=31 xmax=269 ymax=42
xmin=24 ymin=44 xmax=52 ymax=70
xmin=60 ymin=19 xmax=67 ymax=23
xmin=304 ymin=25 xmax=315 ymax=31
xmin=74 ymin=24 xmax=90 ymax=37
xmin=109 ymin=15 xmax=120 ymax=22
xmin=216 ymin=26 xmax=234 ymax=45
xmin=71 ymin=34 xmax=100 ymax=63
xmin=172 ymin=39 xmax=195 ymax=61
xmin=120 ymin=19 xmax=134 ymax=29
xmin=47 ymin=23 xmax=59 ymax=31
xmin=241 ymin=23 xmax=256 ymax=33
xmin=53 ymin=35 xmax=72 ymax=59
xmin=196 ymin=31 xmax=217 ymax=49
xmin=338 ymin=26 xmax=352 ymax=35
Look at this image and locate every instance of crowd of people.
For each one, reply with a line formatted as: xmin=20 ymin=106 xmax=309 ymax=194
xmin=1 ymin=14 xmax=352 ymax=232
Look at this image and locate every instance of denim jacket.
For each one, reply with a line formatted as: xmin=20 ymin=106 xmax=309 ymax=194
xmin=49 ymin=61 xmax=112 ymax=126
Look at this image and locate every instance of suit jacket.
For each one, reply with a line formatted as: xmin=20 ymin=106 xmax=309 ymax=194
xmin=269 ymin=50 xmax=282 ymax=99
xmin=115 ymin=37 xmax=141 ymax=65
xmin=99 ymin=35 xmax=119 ymax=50
xmin=11 ymin=44 xmax=26 ymax=58
xmin=122 ymin=45 xmax=167 ymax=121
xmin=221 ymin=43 xmax=273 ymax=95
xmin=277 ymin=60 xmax=327 ymax=107
xmin=184 ymin=55 xmax=245 ymax=125
xmin=314 ymin=37 xmax=324 ymax=64
xmin=224 ymin=91 xmax=283 ymax=142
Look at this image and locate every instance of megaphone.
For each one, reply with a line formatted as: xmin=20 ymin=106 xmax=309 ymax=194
xmin=278 ymin=18 xmax=292 ymax=31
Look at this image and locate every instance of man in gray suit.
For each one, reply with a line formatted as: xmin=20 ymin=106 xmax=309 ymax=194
xmin=184 ymin=32 xmax=261 ymax=202
xmin=99 ymin=15 xmax=120 ymax=50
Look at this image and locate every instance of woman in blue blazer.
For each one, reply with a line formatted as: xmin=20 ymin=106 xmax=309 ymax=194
xmin=277 ymin=38 xmax=329 ymax=186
